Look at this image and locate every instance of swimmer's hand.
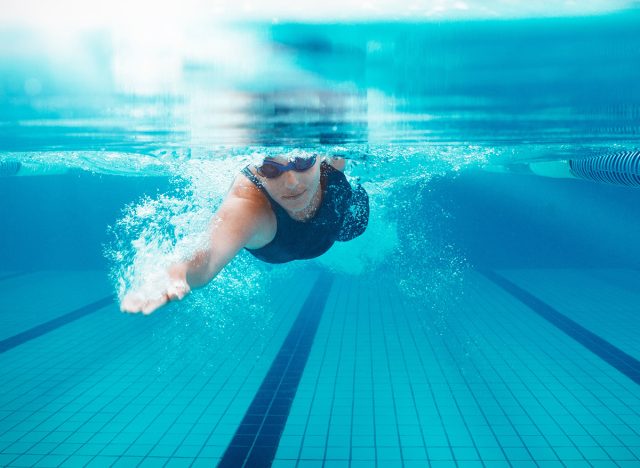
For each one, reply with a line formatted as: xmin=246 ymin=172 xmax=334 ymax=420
xmin=120 ymin=265 xmax=191 ymax=315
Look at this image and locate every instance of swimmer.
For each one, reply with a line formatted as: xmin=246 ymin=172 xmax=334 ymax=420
xmin=120 ymin=154 xmax=369 ymax=314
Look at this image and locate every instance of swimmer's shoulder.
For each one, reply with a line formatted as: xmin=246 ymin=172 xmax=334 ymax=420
xmin=217 ymin=170 xmax=276 ymax=249
xmin=327 ymin=157 xmax=345 ymax=172
xmin=225 ymin=170 xmax=272 ymax=212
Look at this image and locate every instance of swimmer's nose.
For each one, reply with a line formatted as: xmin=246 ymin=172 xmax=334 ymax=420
xmin=283 ymin=170 xmax=299 ymax=189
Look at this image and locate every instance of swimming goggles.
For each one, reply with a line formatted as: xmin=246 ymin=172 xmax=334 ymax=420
xmin=256 ymin=155 xmax=317 ymax=179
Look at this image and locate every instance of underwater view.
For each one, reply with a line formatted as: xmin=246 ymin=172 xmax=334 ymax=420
xmin=1 ymin=1 xmax=640 ymax=466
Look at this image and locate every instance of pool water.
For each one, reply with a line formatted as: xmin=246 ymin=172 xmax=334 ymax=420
xmin=1 ymin=9 xmax=640 ymax=467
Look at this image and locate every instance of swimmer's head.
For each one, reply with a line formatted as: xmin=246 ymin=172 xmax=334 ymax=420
xmin=256 ymin=155 xmax=321 ymax=214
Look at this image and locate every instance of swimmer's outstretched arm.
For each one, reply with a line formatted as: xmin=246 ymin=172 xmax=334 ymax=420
xmin=120 ymin=190 xmax=270 ymax=315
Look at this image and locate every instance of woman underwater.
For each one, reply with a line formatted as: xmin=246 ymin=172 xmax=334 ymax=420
xmin=120 ymin=154 xmax=369 ymax=314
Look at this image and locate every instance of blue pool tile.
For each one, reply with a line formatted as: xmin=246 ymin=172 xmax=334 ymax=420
xmin=351 ymin=446 xmax=375 ymax=460
xmin=56 ymin=455 xmax=95 ymax=467
xmin=275 ymin=444 xmax=300 ymax=459
xmin=148 ymin=444 xmax=178 ymax=457
xmin=527 ymin=445 xmax=559 ymax=460
xmin=299 ymin=445 xmax=324 ymax=459
xmin=325 ymin=446 xmax=350 ymax=459
xmin=552 ymin=445 xmax=585 ymax=459
xmin=535 ymin=461 xmax=564 ymax=468
xmin=99 ymin=443 xmax=130 ymax=456
xmin=476 ymin=446 xmax=506 ymax=460
xmin=8 ymin=453 xmax=44 ymax=467
xmin=351 ymin=435 xmax=374 ymax=446
xmin=190 ymin=458 xmax=218 ymax=467
xmin=376 ymin=445 xmax=402 ymax=460
xmin=164 ymin=457 xmax=194 ymax=467
xmin=137 ymin=457 xmax=169 ymax=467
xmin=456 ymin=461 xmax=483 ymax=468
xmin=34 ymin=454 xmax=68 ymax=467
xmin=297 ymin=461 xmax=323 ymax=468
xmin=451 ymin=446 xmax=479 ymax=460
xmin=110 ymin=456 xmax=144 ymax=467
xmin=91 ymin=455 xmax=119 ymax=466
xmin=618 ymin=461 xmax=640 ymax=468
xmin=429 ymin=460 xmax=457 ymax=468
xmin=350 ymin=461 xmax=377 ymax=468
xmin=502 ymin=446 xmax=532 ymax=461
xmin=496 ymin=435 xmax=523 ymax=447
xmin=602 ymin=445 xmax=637 ymax=459
xmin=401 ymin=446 xmax=427 ymax=460
xmin=271 ymin=460 xmax=298 ymax=468
xmin=322 ymin=461 xmax=349 ymax=468
xmin=428 ymin=446 xmax=453 ymax=460
xmin=173 ymin=445 xmax=201 ymax=458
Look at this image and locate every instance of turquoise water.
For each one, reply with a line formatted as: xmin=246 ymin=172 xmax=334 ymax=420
xmin=1 ymin=10 xmax=640 ymax=467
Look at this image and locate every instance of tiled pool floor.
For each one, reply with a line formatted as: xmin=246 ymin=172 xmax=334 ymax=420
xmin=0 ymin=268 xmax=639 ymax=467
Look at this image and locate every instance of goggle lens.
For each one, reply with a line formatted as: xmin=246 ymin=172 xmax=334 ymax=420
xmin=257 ymin=155 xmax=316 ymax=179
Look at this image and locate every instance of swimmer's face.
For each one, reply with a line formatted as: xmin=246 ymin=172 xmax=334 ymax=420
xmin=259 ymin=156 xmax=321 ymax=213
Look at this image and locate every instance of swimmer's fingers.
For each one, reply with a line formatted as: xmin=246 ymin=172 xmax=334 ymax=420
xmin=165 ymin=280 xmax=191 ymax=301
xmin=121 ymin=281 xmax=190 ymax=315
xmin=120 ymin=292 xmax=146 ymax=314
xmin=139 ymin=282 xmax=190 ymax=314
xmin=120 ymin=292 xmax=167 ymax=315
xmin=141 ymin=295 xmax=168 ymax=315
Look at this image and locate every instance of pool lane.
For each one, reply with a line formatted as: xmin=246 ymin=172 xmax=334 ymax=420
xmin=0 ymin=272 xmax=31 ymax=282
xmin=218 ymin=271 xmax=333 ymax=468
xmin=493 ymin=269 xmax=640 ymax=364
xmin=271 ymin=271 xmax=640 ymax=467
xmin=483 ymin=270 xmax=640 ymax=386
xmin=0 ymin=295 xmax=114 ymax=354
xmin=0 ymin=268 xmax=320 ymax=467
xmin=2 ymin=268 xmax=639 ymax=466
xmin=0 ymin=271 xmax=114 ymax=342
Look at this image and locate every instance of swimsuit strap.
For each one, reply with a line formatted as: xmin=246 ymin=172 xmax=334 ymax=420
xmin=241 ymin=166 xmax=265 ymax=191
xmin=241 ymin=165 xmax=283 ymax=214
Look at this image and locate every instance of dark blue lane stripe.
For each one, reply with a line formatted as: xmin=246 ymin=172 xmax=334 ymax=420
xmin=218 ymin=271 xmax=333 ymax=468
xmin=0 ymin=295 xmax=115 ymax=354
xmin=483 ymin=270 xmax=640 ymax=385
xmin=0 ymin=271 xmax=32 ymax=282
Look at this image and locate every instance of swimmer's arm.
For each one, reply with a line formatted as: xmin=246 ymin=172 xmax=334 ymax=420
xmin=181 ymin=196 xmax=267 ymax=288
xmin=120 ymin=195 xmax=268 ymax=314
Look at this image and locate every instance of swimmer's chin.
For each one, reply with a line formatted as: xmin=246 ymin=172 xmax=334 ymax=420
xmin=281 ymin=189 xmax=307 ymax=200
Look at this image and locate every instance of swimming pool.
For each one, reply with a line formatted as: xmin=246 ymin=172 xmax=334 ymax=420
xmin=1 ymin=7 xmax=640 ymax=467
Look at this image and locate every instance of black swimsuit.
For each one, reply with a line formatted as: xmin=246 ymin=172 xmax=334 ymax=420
xmin=241 ymin=162 xmax=369 ymax=264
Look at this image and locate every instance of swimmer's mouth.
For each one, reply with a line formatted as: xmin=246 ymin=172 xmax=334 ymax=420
xmin=283 ymin=189 xmax=306 ymax=200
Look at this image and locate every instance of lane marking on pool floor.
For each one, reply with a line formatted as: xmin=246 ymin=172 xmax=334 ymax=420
xmin=0 ymin=271 xmax=32 ymax=282
xmin=0 ymin=295 xmax=115 ymax=354
xmin=483 ymin=270 xmax=640 ymax=386
xmin=218 ymin=271 xmax=333 ymax=468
